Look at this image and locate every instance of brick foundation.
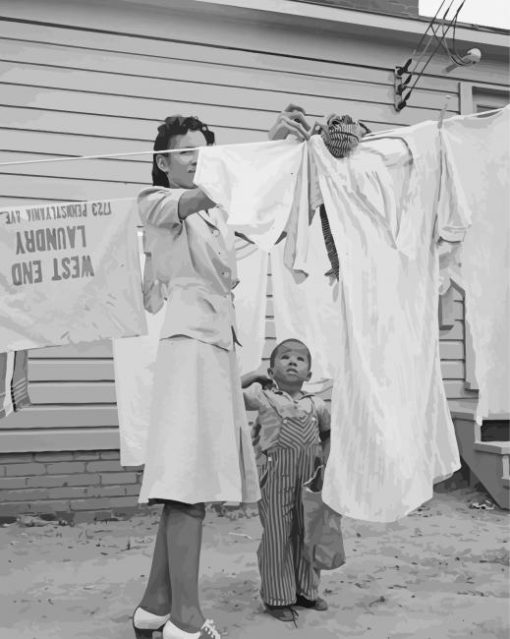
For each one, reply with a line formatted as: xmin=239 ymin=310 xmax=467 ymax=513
xmin=0 ymin=450 xmax=149 ymax=523
xmin=0 ymin=450 xmax=476 ymax=524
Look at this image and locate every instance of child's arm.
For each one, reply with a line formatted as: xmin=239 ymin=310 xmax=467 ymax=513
xmin=320 ymin=431 xmax=331 ymax=464
xmin=315 ymin=397 xmax=331 ymax=463
xmin=241 ymin=364 xmax=272 ymax=390
xmin=242 ymin=381 xmax=266 ymax=411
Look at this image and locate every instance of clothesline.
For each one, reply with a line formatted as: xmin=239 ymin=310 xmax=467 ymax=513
xmin=0 ymin=107 xmax=504 ymax=169
xmin=0 ymin=139 xmax=283 ymax=168
xmin=363 ymin=106 xmax=505 ymax=138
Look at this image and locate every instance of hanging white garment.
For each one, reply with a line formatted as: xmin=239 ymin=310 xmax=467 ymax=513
xmin=196 ymin=138 xmax=334 ymax=391
xmin=233 ymin=237 xmax=269 ymax=374
xmin=271 ymin=210 xmax=341 ymax=393
xmin=440 ymin=106 xmax=510 ymax=423
xmin=0 ymin=349 xmax=30 ymax=420
xmin=113 ymin=302 xmax=165 ymax=467
xmin=310 ymin=122 xmax=469 ymax=522
xmin=195 ymin=139 xmax=309 ymax=254
xmin=113 ymin=233 xmax=165 ymax=467
xmin=114 ymin=232 xmax=268 ymax=467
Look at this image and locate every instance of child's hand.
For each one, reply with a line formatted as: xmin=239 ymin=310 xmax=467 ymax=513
xmin=254 ymin=374 xmax=272 ymax=389
xmin=241 ymin=364 xmax=272 ymax=389
xmin=251 ymin=362 xmax=272 ymax=388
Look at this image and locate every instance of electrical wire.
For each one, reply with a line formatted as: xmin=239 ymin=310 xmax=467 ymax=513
xmin=398 ymin=0 xmax=467 ymax=108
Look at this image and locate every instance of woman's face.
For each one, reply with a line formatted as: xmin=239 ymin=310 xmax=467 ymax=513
xmin=156 ymin=129 xmax=208 ymax=189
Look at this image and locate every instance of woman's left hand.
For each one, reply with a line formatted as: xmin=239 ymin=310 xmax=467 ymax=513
xmin=268 ymin=104 xmax=312 ymax=141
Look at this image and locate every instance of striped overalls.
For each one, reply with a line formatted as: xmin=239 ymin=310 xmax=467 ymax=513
xmin=255 ymin=390 xmax=324 ymax=606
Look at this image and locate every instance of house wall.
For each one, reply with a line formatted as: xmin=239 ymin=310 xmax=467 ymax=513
xmin=286 ymin=0 xmax=420 ymax=20
xmin=0 ymin=0 xmax=508 ymax=518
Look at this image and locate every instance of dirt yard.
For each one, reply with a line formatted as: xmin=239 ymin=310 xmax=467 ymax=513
xmin=1 ymin=487 xmax=508 ymax=639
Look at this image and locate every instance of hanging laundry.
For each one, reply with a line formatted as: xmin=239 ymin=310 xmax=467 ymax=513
xmin=233 ymin=237 xmax=269 ymax=373
xmin=319 ymin=205 xmax=340 ymax=280
xmin=0 ymin=350 xmax=30 ymax=420
xmin=0 ymin=198 xmax=147 ymax=352
xmin=114 ymin=232 xmax=268 ymax=467
xmin=271 ymin=210 xmax=341 ymax=392
xmin=440 ymin=105 xmax=510 ymax=423
xmin=309 ymin=121 xmax=469 ymax=522
xmin=316 ymin=113 xmax=368 ymax=159
xmin=112 ymin=231 xmax=165 ymax=467
xmin=315 ymin=114 xmax=372 ymax=280
xmin=194 ymin=139 xmax=310 ymax=254
xmin=191 ymin=129 xmax=471 ymax=521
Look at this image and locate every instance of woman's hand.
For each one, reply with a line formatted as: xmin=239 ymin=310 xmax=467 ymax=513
xmin=268 ymin=104 xmax=311 ymax=141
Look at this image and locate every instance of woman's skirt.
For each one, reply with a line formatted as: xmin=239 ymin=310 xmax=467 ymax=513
xmin=138 ymin=336 xmax=260 ymax=505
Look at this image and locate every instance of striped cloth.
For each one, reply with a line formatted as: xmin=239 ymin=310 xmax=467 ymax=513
xmin=319 ymin=114 xmax=362 ymax=159
xmin=319 ymin=205 xmax=340 ymax=280
xmin=317 ymin=114 xmax=372 ymax=280
xmin=254 ymin=393 xmax=325 ymax=606
xmin=258 ymin=446 xmax=321 ymax=605
xmin=0 ymin=351 xmax=30 ymax=419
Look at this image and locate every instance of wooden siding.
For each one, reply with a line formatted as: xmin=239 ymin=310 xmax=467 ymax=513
xmin=0 ymin=0 xmax=506 ymax=450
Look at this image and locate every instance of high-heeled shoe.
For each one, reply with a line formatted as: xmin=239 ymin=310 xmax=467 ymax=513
xmin=132 ymin=607 xmax=170 ymax=639
xmin=162 ymin=617 xmax=222 ymax=639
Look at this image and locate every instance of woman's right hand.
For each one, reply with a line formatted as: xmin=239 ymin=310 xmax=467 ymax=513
xmin=268 ymin=104 xmax=312 ymax=141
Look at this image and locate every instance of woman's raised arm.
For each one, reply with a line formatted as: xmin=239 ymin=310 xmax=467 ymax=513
xmin=177 ymin=188 xmax=216 ymax=220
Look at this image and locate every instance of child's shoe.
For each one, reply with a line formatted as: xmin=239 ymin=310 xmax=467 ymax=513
xmin=264 ymin=603 xmax=299 ymax=623
xmin=162 ymin=618 xmax=222 ymax=638
xmin=295 ymin=594 xmax=328 ymax=611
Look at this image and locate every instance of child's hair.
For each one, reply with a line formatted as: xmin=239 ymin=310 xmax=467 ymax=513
xmin=270 ymin=339 xmax=312 ymax=369
xmin=152 ymin=115 xmax=215 ymax=187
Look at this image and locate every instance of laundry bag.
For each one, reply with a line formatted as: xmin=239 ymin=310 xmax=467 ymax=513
xmin=302 ymin=463 xmax=346 ymax=571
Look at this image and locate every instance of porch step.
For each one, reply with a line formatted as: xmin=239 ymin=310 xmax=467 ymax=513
xmin=453 ymin=417 xmax=510 ymax=509
xmin=473 ymin=441 xmax=510 ymax=455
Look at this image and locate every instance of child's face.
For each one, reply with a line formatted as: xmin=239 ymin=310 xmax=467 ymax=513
xmin=270 ymin=342 xmax=311 ymax=388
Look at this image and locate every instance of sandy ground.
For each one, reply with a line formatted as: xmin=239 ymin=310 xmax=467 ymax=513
xmin=1 ymin=487 xmax=509 ymax=639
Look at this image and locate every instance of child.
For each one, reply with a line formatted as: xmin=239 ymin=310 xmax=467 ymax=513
xmin=242 ymin=338 xmax=331 ymax=623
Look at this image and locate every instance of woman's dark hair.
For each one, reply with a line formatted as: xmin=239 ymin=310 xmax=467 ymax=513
xmin=151 ymin=115 xmax=215 ymax=187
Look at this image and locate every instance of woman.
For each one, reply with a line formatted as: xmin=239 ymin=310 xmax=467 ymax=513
xmin=133 ymin=108 xmax=310 ymax=639
xmin=132 ymin=115 xmax=262 ymax=639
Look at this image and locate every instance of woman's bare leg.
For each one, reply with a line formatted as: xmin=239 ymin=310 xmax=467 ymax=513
xmin=166 ymin=501 xmax=206 ymax=632
xmin=139 ymin=506 xmax=172 ymax=615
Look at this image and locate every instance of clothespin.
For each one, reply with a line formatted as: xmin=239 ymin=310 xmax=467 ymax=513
xmin=438 ymin=94 xmax=451 ymax=129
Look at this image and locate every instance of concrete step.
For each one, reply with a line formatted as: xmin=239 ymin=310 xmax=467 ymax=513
xmin=473 ymin=441 xmax=510 ymax=455
xmin=453 ymin=417 xmax=510 ymax=509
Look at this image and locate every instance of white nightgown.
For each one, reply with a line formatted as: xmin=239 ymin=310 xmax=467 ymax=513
xmin=310 ymin=123 xmax=468 ymax=521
